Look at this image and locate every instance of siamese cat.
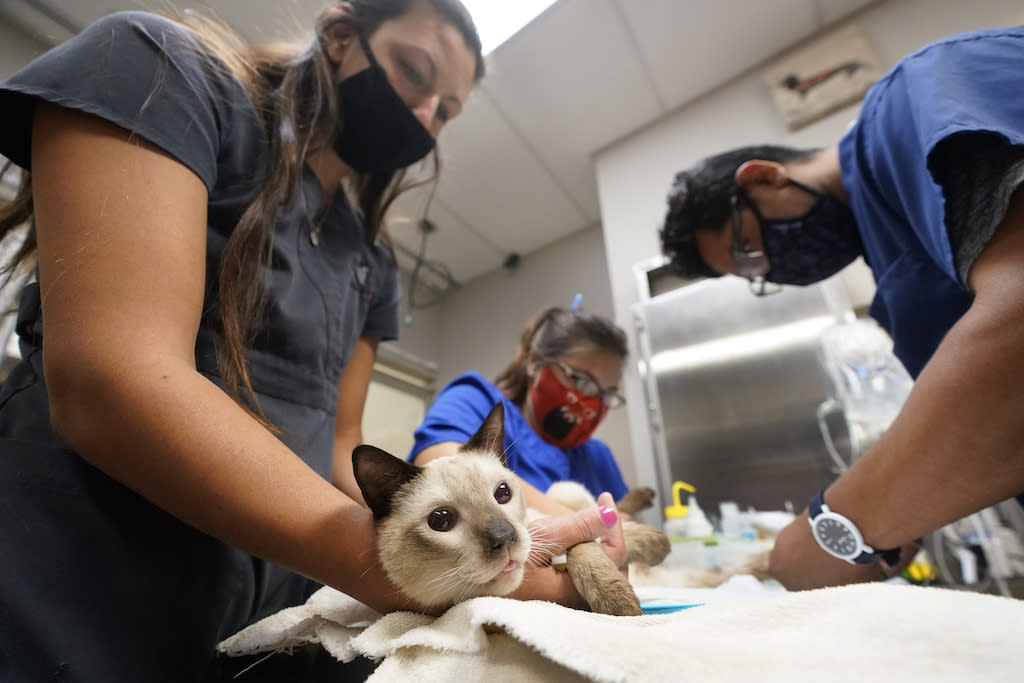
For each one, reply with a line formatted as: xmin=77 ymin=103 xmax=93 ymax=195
xmin=352 ymin=402 xmax=670 ymax=616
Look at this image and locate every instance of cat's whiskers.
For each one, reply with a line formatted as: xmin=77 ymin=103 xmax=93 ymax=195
xmin=524 ymin=529 xmax=564 ymax=567
xmin=503 ymin=437 xmax=522 ymax=461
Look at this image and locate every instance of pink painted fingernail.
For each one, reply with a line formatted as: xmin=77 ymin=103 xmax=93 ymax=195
xmin=598 ymin=505 xmax=618 ymax=527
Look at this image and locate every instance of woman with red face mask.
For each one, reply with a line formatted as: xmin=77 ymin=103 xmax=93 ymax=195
xmin=409 ymin=305 xmax=638 ymax=516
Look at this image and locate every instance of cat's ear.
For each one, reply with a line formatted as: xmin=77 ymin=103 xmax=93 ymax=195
xmin=352 ymin=445 xmax=422 ymax=520
xmin=462 ymin=402 xmax=508 ymax=466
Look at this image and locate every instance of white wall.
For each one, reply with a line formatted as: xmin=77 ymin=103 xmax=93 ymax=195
xmin=594 ymin=0 xmax=1024 ymax=505
xmin=0 ymin=20 xmax=46 ymax=78
xmin=382 ymin=277 xmax=443 ymax=374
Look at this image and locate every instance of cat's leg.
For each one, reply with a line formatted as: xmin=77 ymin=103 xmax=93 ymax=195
xmin=564 ymin=541 xmax=643 ymax=617
xmin=740 ymin=551 xmax=772 ymax=581
xmin=615 ymin=487 xmax=656 ymax=515
xmin=622 ymin=521 xmax=671 ymax=567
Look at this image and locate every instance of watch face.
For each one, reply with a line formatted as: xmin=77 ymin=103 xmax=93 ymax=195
xmin=815 ymin=517 xmax=858 ymax=557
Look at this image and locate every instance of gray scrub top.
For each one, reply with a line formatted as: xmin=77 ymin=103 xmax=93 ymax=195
xmin=0 ymin=11 xmax=400 ymax=680
xmin=0 ymin=10 xmax=401 ymax=471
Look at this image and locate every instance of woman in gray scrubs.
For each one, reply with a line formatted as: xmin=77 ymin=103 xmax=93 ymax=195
xmin=0 ymin=2 xmax=629 ymax=680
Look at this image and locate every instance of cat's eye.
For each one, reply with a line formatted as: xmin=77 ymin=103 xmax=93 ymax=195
xmin=427 ymin=507 xmax=457 ymax=532
xmin=493 ymin=482 xmax=512 ymax=505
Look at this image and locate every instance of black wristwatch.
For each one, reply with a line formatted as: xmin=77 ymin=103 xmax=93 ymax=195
xmin=808 ymin=490 xmax=901 ymax=565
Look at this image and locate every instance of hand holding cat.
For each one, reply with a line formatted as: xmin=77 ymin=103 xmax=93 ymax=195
xmin=528 ymin=492 xmax=627 ymax=568
xmin=509 ymin=492 xmax=629 ymax=609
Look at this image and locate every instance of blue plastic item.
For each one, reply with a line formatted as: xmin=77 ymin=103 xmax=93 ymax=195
xmin=639 ymin=602 xmax=704 ymax=615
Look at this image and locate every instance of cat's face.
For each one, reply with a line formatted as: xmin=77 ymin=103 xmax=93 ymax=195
xmin=353 ymin=403 xmax=531 ymax=608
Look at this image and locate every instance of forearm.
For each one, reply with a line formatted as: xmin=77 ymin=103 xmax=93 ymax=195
xmin=332 ymin=336 xmax=377 ymax=505
xmin=48 ymin=353 xmax=414 ymax=613
xmin=333 ymin=428 xmax=366 ymax=504
xmin=826 ymin=296 xmax=1024 ymax=549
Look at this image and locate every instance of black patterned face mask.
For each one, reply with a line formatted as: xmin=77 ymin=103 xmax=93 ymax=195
xmin=333 ymin=33 xmax=436 ymax=174
xmin=752 ymin=179 xmax=863 ymax=286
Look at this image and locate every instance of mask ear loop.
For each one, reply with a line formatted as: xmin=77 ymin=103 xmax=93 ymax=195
xmin=356 ymin=32 xmax=381 ymax=69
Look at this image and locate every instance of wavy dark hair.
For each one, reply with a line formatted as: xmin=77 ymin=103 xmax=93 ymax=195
xmin=660 ymin=145 xmax=820 ymax=280
xmin=495 ymin=306 xmax=629 ymax=406
xmin=0 ymin=0 xmax=485 ymax=428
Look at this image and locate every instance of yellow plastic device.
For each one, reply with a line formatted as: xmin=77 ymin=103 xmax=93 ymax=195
xmin=664 ymin=480 xmax=696 ymax=520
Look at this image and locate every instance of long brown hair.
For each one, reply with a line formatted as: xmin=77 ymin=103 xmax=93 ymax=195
xmin=495 ymin=306 xmax=629 ymax=406
xmin=0 ymin=0 xmax=484 ymax=427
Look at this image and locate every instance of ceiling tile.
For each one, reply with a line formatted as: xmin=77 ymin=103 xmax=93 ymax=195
xmin=429 ymin=86 xmax=590 ymax=260
xmin=388 ymin=186 xmax=507 ymax=286
xmin=619 ymin=0 xmax=821 ymax=111
xmin=481 ymin=0 xmax=665 ymax=224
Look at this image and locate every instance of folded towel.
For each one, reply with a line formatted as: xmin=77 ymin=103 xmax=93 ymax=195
xmin=219 ymin=582 xmax=1024 ymax=682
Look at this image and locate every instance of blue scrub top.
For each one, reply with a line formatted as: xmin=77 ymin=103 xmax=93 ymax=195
xmin=410 ymin=371 xmax=629 ymax=502
xmin=838 ymin=26 xmax=1024 ymax=378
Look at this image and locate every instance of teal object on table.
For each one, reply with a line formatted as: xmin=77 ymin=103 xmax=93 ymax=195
xmin=640 ymin=602 xmax=704 ymax=615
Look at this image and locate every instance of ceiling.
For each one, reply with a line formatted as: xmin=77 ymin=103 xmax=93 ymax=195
xmin=0 ymin=0 xmax=878 ymax=290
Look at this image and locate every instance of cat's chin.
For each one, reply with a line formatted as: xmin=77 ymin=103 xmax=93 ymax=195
xmin=481 ymin=561 xmax=525 ymax=596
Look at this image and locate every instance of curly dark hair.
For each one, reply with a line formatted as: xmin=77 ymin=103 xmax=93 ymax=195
xmin=659 ymin=145 xmax=820 ymax=279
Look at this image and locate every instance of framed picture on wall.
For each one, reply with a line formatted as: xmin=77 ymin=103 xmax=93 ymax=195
xmin=762 ymin=23 xmax=885 ymax=131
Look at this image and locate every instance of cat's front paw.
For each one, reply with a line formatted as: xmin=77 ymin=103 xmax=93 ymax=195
xmin=623 ymin=522 xmax=671 ymax=567
xmin=565 ymin=542 xmax=643 ymax=617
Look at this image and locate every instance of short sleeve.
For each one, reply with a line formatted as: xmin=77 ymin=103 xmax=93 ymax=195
xmin=928 ymin=132 xmax=1024 ymax=287
xmin=361 ymin=241 xmax=401 ymax=341
xmin=0 ymin=11 xmax=257 ymax=191
xmin=409 ymin=372 xmax=499 ymax=460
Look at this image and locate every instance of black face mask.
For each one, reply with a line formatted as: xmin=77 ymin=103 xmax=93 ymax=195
xmin=333 ymin=34 xmax=436 ymax=174
xmin=755 ymin=179 xmax=863 ymax=286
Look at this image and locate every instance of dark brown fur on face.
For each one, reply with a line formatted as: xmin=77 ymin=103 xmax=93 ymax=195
xmin=353 ymin=403 xmax=670 ymax=615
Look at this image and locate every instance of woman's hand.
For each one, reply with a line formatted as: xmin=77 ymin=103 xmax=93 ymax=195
xmin=510 ymin=492 xmax=626 ymax=608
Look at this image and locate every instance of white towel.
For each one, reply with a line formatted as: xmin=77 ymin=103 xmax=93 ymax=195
xmin=220 ymin=582 xmax=1024 ymax=682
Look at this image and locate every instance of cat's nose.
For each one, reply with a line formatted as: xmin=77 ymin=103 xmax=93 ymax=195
xmin=486 ymin=518 xmax=517 ymax=551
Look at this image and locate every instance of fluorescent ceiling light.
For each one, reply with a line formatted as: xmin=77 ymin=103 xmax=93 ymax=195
xmin=461 ymin=0 xmax=558 ymax=54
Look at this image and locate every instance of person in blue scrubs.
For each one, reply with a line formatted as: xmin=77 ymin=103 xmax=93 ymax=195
xmin=410 ymin=305 xmax=644 ymax=517
xmin=659 ymin=25 xmax=1024 ymax=591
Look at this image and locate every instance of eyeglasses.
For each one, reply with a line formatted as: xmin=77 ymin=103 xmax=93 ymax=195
xmin=730 ymin=192 xmax=781 ymax=297
xmin=547 ymin=359 xmax=625 ymax=409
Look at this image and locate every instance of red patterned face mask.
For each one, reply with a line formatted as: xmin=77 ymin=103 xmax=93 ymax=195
xmin=528 ymin=365 xmax=607 ymax=449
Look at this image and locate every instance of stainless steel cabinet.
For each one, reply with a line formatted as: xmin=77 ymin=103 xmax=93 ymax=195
xmin=632 ymin=259 xmax=853 ymax=516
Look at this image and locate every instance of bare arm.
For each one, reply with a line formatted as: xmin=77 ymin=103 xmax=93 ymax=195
xmin=770 ymin=185 xmax=1024 ymax=590
xmin=512 ymin=491 xmax=628 ymax=609
xmin=32 ymin=104 xmax=419 ymax=614
xmin=332 ymin=336 xmax=378 ymax=503
xmin=415 ymin=441 xmax=575 ymax=515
